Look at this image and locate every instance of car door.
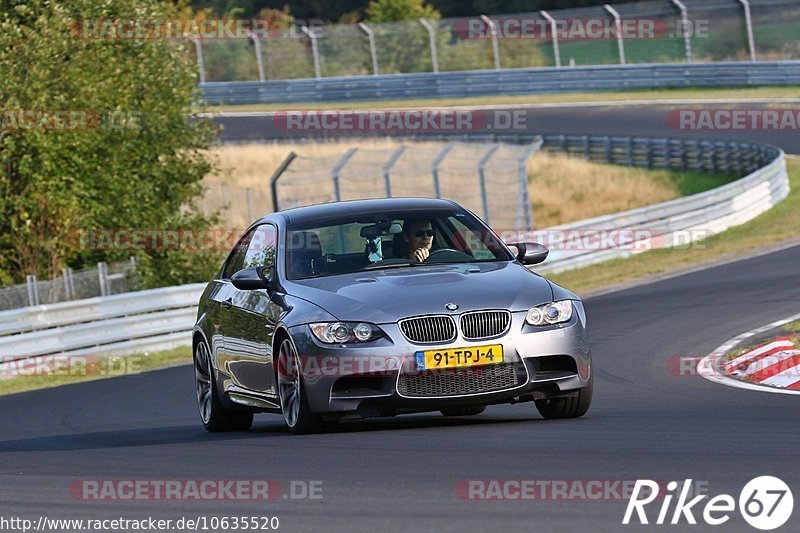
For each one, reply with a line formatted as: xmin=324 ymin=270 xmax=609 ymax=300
xmin=224 ymin=224 xmax=283 ymax=397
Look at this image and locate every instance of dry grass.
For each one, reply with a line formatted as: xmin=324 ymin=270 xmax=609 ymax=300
xmin=205 ymin=140 xmax=699 ymax=228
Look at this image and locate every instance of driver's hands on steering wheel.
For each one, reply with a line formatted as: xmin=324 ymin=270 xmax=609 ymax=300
xmin=412 ymin=247 xmax=430 ymax=262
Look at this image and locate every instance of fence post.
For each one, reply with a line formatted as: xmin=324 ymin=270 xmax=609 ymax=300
xmin=738 ymin=0 xmax=757 ymax=61
xmin=270 ymin=151 xmax=297 ymax=212
xmin=670 ymin=0 xmax=693 ymax=63
xmin=604 ymin=5 xmax=626 ymax=65
xmin=220 ymin=182 xmax=229 ymax=208
xmin=431 ymin=143 xmax=454 ymax=199
xmin=480 ymin=15 xmax=501 ymax=70
xmin=246 ymin=188 xmax=254 ymax=222
xmin=190 ymin=37 xmax=206 ymax=83
xmin=26 ymin=274 xmax=40 ymax=307
xmin=98 ymin=262 xmax=109 ymax=297
xmin=247 ymin=30 xmax=266 ymax=82
xmin=517 ymin=138 xmax=543 ymax=230
xmin=419 ymin=18 xmax=439 ymax=73
xmin=331 ymin=148 xmax=358 ymax=202
xmin=540 ymin=11 xmax=561 ymax=67
xmin=301 ymin=26 xmax=322 ymax=78
xmin=357 ymin=22 xmax=380 ymax=75
xmin=477 ymin=145 xmax=500 ymax=224
xmin=62 ymin=268 xmax=75 ymax=300
xmin=382 ymin=146 xmax=407 ymax=197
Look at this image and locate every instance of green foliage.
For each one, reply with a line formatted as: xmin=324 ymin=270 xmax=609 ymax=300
xmin=0 ymin=0 xmax=219 ymax=287
xmin=365 ymin=0 xmax=440 ymax=23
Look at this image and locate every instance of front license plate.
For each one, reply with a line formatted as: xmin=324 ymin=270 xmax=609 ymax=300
xmin=415 ymin=344 xmax=504 ymax=370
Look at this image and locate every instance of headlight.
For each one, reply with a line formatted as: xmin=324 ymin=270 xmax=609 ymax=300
xmin=525 ymin=301 xmax=573 ymax=326
xmin=309 ymin=322 xmax=384 ymax=344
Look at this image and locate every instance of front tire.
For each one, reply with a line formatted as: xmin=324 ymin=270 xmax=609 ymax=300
xmin=195 ymin=339 xmax=253 ymax=432
xmin=277 ymin=337 xmax=324 ymax=435
xmin=534 ymin=376 xmax=592 ymax=419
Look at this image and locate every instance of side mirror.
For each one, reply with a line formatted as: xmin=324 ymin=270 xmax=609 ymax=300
xmin=231 ymin=266 xmax=276 ymax=290
xmin=509 ymin=242 xmax=549 ymax=265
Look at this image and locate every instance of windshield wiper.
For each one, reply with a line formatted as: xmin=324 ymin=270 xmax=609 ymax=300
xmin=360 ymin=261 xmax=422 ymax=271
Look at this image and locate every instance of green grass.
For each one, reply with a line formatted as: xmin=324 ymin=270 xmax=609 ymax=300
xmin=782 ymin=321 xmax=800 ymax=332
xmin=549 ymin=156 xmax=800 ymax=296
xmin=0 ymin=346 xmax=192 ymax=396
xmin=665 ymin=169 xmax=734 ymax=196
xmin=201 ymin=86 xmax=799 ymax=113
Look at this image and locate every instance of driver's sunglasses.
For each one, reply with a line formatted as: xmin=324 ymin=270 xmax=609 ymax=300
xmin=414 ymin=229 xmax=435 ymax=238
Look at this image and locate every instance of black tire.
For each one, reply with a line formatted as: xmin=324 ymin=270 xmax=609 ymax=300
xmin=195 ymin=339 xmax=253 ymax=432
xmin=440 ymin=406 xmax=486 ymax=417
xmin=534 ymin=376 xmax=593 ymax=419
xmin=277 ymin=337 xmax=325 ymax=435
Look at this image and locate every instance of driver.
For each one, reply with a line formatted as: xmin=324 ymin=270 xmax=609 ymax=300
xmin=402 ymin=219 xmax=435 ymax=262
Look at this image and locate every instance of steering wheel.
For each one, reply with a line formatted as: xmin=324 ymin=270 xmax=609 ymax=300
xmin=424 ymin=248 xmax=473 ymax=262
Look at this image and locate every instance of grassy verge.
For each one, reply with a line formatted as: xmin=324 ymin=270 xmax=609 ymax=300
xmin=549 ymin=156 xmax=800 ymax=296
xmin=202 ymin=87 xmax=799 ymax=113
xmin=0 ymin=346 xmax=192 ymax=396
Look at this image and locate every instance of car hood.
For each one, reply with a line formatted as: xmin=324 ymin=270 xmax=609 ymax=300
xmin=285 ymin=261 xmax=554 ymax=323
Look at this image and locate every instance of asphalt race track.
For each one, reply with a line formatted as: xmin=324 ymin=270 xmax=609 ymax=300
xmin=2 ymin=243 xmax=799 ymax=532
xmin=213 ymin=101 xmax=800 ymax=156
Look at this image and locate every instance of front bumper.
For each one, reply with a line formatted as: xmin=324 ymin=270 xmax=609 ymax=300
xmin=288 ymin=304 xmax=591 ymax=416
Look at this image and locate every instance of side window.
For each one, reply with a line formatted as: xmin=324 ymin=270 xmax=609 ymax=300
xmin=223 ymin=229 xmax=254 ymax=279
xmin=243 ymin=225 xmax=278 ymax=269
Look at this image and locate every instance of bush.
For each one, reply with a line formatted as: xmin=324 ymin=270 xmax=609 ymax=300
xmin=0 ymin=0 xmax=218 ymax=287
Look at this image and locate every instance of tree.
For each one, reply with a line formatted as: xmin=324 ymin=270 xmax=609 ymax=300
xmin=0 ymin=0 xmax=219 ymax=287
xmin=365 ymin=0 xmax=439 ymax=23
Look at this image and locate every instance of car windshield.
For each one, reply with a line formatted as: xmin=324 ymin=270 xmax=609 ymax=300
xmin=285 ymin=208 xmax=513 ymax=280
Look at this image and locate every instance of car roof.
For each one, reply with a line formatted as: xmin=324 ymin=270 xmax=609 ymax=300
xmin=267 ymin=197 xmax=459 ymax=225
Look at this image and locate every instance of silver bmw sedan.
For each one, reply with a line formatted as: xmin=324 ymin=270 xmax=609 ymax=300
xmin=193 ymin=198 xmax=592 ymax=434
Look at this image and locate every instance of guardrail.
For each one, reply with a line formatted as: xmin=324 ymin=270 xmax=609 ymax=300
xmin=0 ymin=135 xmax=788 ymax=362
xmin=199 ymin=61 xmax=800 ymax=105
xmin=0 ymin=284 xmax=205 ymax=362
xmin=534 ymin=135 xmax=787 ymax=273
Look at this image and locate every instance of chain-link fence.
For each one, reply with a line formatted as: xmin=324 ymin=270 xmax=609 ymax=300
xmin=268 ymin=140 xmax=541 ymax=231
xmin=0 ymin=259 xmax=139 ymax=311
xmin=195 ymin=0 xmax=800 ymax=82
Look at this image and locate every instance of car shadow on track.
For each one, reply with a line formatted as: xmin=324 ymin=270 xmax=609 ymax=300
xmin=0 ymin=425 xmax=269 ymax=453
